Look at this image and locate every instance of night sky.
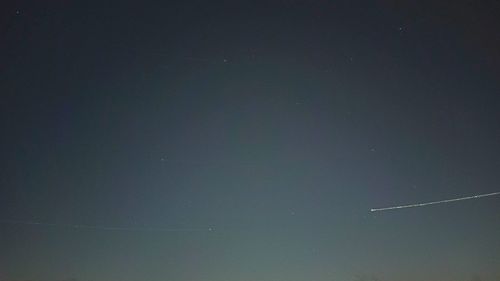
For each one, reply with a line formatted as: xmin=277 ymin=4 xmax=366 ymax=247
xmin=1 ymin=1 xmax=500 ymax=281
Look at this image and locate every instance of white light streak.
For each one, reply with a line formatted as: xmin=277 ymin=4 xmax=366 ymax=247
xmin=371 ymin=191 xmax=500 ymax=212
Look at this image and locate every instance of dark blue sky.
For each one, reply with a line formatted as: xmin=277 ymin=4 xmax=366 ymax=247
xmin=1 ymin=1 xmax=500 ymax=281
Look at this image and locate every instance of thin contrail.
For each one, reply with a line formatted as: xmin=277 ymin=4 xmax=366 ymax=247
xmin=371 ymin=191 xmax=500 ymax=212
xmin=0 ymin=219 xmax=211 ymax=232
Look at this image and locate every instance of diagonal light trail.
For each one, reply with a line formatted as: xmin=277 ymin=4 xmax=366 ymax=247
xmin=371 ymin=191 xmax=500 ymax=212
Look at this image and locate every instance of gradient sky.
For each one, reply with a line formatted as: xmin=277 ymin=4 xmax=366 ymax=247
xmin=1 ymin=1 xmax=500 ymax=281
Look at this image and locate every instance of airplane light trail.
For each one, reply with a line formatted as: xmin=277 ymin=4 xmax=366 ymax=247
xmin=371 ymin=191 xmax=500 ymax=212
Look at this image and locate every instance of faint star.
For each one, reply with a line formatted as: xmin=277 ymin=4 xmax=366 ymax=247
xmin=15 ymin=10 xmax=20 ymax=15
